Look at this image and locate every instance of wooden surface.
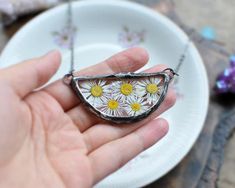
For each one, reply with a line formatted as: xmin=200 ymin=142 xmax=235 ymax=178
xmin=1 ymin=1 xmax=235 ymax=187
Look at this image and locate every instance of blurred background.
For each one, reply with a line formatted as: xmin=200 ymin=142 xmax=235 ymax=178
xmin=0 ymin=0 xmax=235 ymax=188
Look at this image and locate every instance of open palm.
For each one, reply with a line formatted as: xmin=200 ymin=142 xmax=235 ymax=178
xmin=0 ymin=48 xmax=175 ymax=188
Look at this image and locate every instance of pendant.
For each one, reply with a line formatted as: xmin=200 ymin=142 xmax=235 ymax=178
xmin=64 ymin=68 xmax=177 ymax=124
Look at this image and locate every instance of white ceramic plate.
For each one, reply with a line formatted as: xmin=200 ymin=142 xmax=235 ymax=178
xmin=0 ymin=0 xmax=209 ymax=187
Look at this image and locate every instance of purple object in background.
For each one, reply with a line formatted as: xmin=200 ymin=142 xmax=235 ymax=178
xmin=215 ymin=56 xmax=235 ymax=94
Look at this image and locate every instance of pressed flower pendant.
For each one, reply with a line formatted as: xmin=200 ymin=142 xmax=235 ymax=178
xmin=64 ymin=68 xmax=177 ymax=124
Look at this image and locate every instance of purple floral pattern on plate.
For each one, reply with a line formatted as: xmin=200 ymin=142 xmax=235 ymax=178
xmin=118 ymin=26 xmax=146 ymax=48
xmin=52 ymin=25 xmax=77 ymax=49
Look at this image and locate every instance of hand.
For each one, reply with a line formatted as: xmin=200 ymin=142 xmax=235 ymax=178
xmin=0 ymin=48 xmax=176 ymax=188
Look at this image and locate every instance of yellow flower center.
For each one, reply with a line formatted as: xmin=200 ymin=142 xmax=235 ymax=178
xmin=146 ymin=83 xmax=158 ymax=94
xmin=108 ymin=100 xmax=119 ymax=110
xmin=90 ymin=85 xmax=103 ymax=97
xmin=120 ymin=83 xmax=133 ymax=96
xmin=131 ymin=103 xmax=141 ymax=112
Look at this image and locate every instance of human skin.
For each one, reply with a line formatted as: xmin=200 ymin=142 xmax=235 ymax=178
xmin=0 ymin=48 xmax=176 ymax=188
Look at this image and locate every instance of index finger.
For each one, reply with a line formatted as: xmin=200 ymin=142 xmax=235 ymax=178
xmin=43 ymin=47 xmax=149 ymax=111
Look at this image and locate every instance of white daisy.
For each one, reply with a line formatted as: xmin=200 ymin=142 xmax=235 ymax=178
xmin=136 ymin=77 xmax=163 ymax=104
xmin=98 ymin=97 xmax=125 ymax=117
xmin=111 ymin=80 xmax=137 ymax=101
xmin=126 ymin=97 xmax=149 ymax=116
xmin=79 ymin=80 xmax=110 ymax=106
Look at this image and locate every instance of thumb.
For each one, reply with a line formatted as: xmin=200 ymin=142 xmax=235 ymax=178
xmin=0 ymin=50 xmax=61 ymax=98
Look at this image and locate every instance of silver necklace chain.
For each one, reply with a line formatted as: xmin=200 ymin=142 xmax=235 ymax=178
xmin=66 ymin=0 xmax=190 ymax=75
xmin=68 ymin=0 xmax=75 ymax=74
